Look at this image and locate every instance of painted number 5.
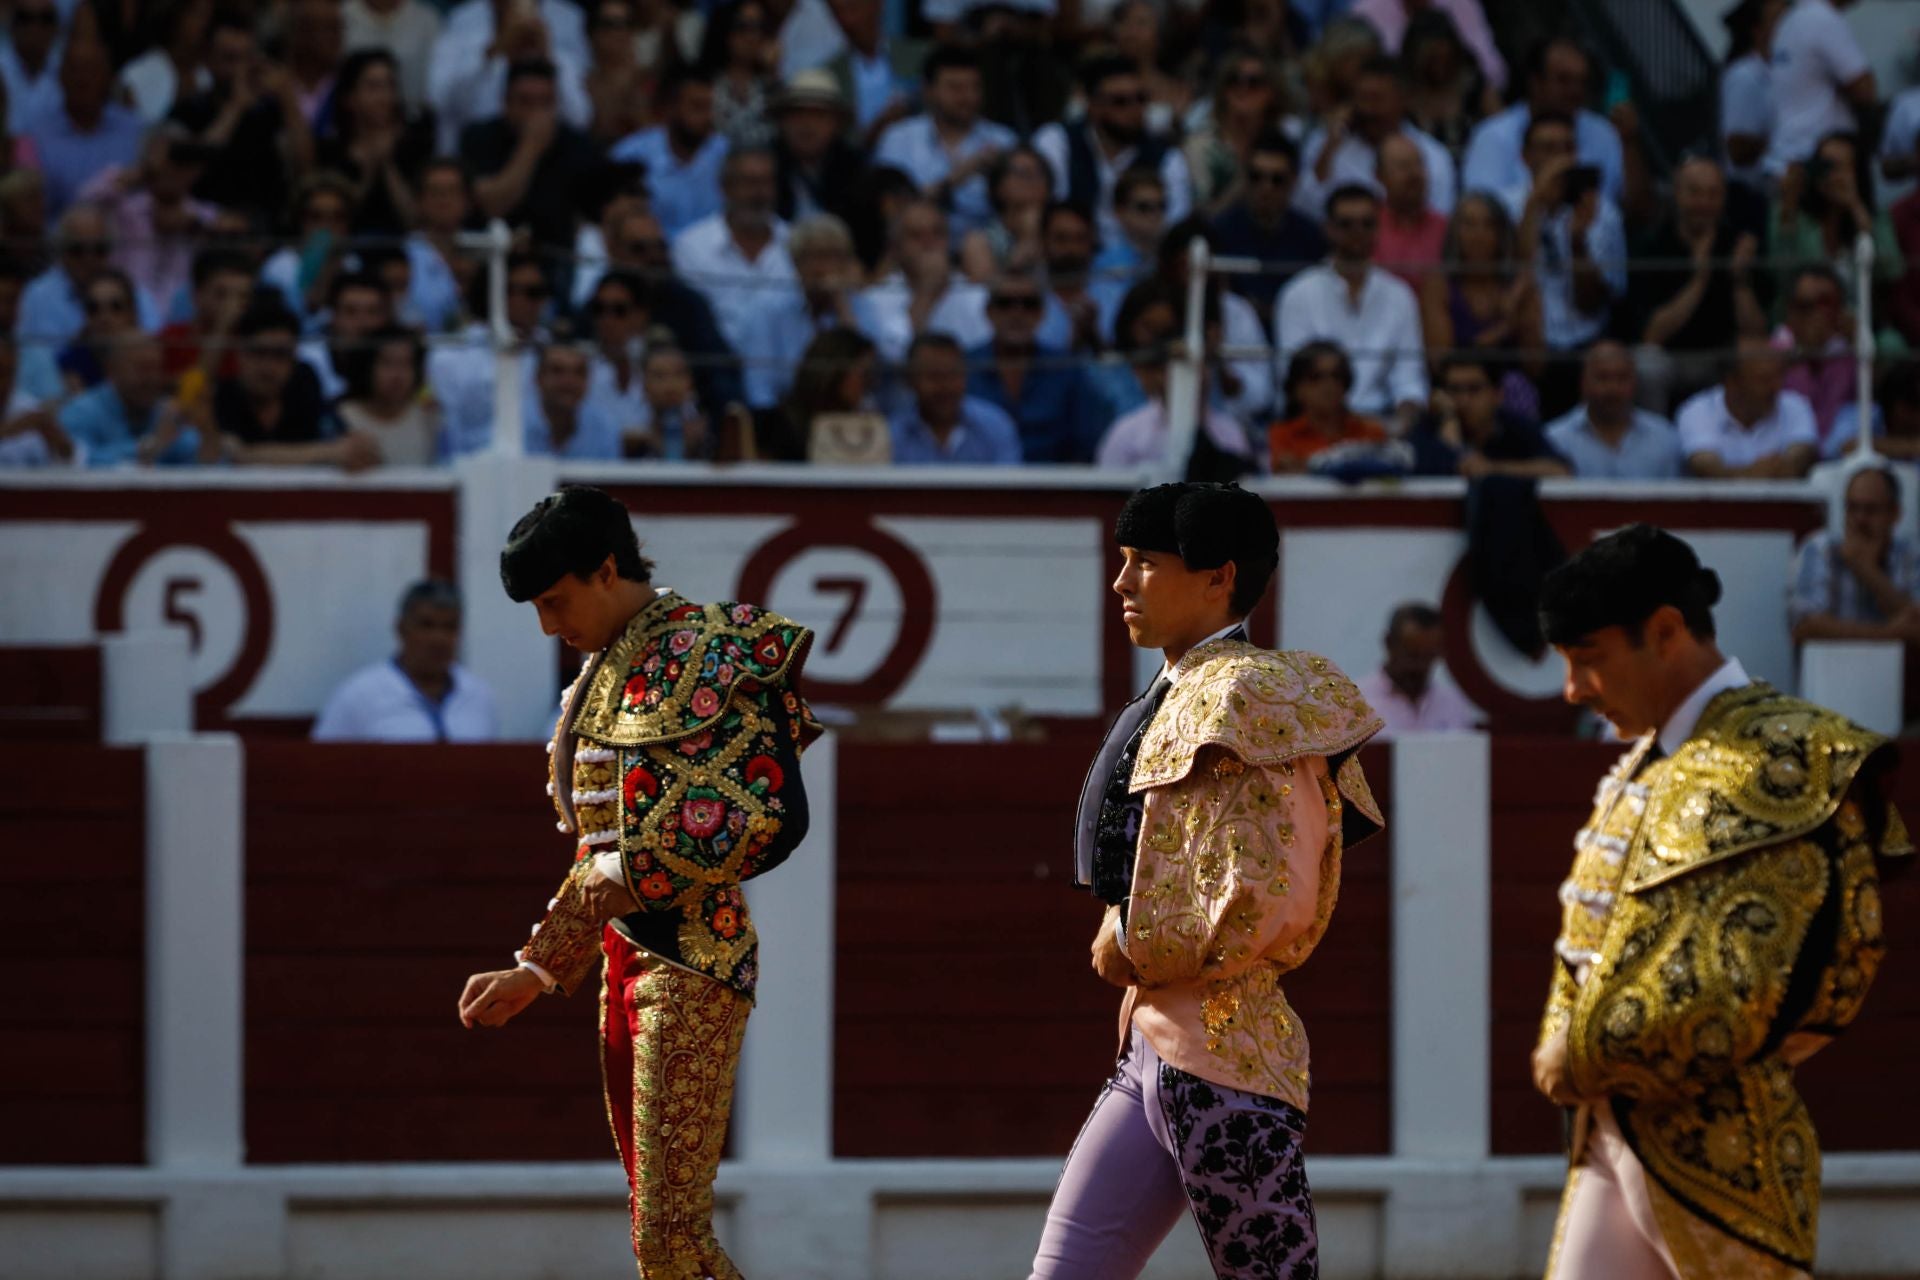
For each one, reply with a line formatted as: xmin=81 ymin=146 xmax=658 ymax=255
xmin=815 ymin=576 xmax=867 ymax=653
xmin=163 ymin=577 xmax=204 ymax=653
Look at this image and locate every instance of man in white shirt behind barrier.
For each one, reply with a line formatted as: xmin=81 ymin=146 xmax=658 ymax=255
xmin=312 ymin=580 xmax=500 ymax=743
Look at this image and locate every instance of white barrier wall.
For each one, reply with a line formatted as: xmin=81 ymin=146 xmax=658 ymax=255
xmin=0 ymin=470 xmax=1831 ymax=741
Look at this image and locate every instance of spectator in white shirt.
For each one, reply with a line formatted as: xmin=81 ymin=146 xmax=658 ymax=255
xmin=1357 ymin=602 xmax=1481 ymax=737
xmin=669 ymin=145 xmax=797 ymax=356
xmin=854 ymin=196 xmax=990 ymax=362
xmin=523 ymin=342 xmax=627 ymax=459
xmin=1272 ymin=182 xmax=1427 ymax=428
xmin=738 ymin=213 xmax=860 ymax=407
xmin=1504 ymin=111 xmax=1626 ymax=378
xmin=1764 ymin=0 xmax=1875 ymax=178
xmin=1543 ymin=341 xmax=1684 ymax=480
xmin=1676 ymin=336 xmax=1819 ymax=478
xmin=429 ymin=252 xmax=550 ymax=455
xmin=1722 ymin=0 xmax=1787 ymax=192
xmin=312 ymin=580 xmax=500 ymax=743
xmin=1297 ymin=55 xmax=1456 ymax=218
xmin=427 ymin=0 xmax=590 ymax=156
xmin=610 ymin=70 xmax=731 ymax=237
xmin=872 ymin=45 xmax=1016 ymax=241
xmin=1461 ymin=37 xmax=1626 ymax=206
xmin=1033 ymin=54 xmax=1193 ymax=249
xmin=582 ymin=270 xmax=649 ymax=431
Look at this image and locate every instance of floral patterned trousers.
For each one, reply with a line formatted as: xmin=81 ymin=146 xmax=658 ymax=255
xmin=602 ymin=926 xmax=751 ymax=1280
xmin=1031 ymin=1025 xmax=1319 ymax=1280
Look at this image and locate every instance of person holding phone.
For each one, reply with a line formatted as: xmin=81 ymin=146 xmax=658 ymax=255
xmin=1497 ymin=111 xmax=1625 ymax=418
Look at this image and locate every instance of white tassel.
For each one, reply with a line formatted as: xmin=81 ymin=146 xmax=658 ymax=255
xmin=572 ymin=788 xmax=618 ymax=805
xmin=577 ymin=747 xmax=616 ymax=763
xmin=581 ymin=827 xmax=620 ymax=847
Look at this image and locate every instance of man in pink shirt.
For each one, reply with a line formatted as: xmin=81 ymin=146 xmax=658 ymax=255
xmin=1374 ymin=133 xmax=1447 ymax=289
xmin=1358 ymin=601 xmax=1483 ymax=735
xmin=1352 ymin=0 xmax=1508 ymax=94
xmin=1773 ymin=262 xmax=1856 ymax=447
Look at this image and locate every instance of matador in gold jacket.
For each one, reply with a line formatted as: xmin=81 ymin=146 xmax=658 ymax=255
xmin=458 ymin=487 xmax=822 ymax=1280
xmin=1533 ymin=524 xmax=1910 ymax=1280
xmin=1032 ymin=483 xmax=1384 ymax=1280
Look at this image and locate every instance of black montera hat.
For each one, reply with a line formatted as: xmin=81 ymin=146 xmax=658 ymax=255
xmin=499 ymin=486 xmax=642 ymax=603
xmin=1114 ymin=482 xmax=1278 ymax=569
xmin=1538 ymin=523 xmax=1722 ymax=646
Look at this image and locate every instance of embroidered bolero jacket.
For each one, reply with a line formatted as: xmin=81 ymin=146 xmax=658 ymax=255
xmin=1119 ymin=640 xmax=1384 ymax=1109
xmin=1538 ymin=684 xmax=1910 ymax=1270
xmin=516 ymin=592 xmax=824 ymax=999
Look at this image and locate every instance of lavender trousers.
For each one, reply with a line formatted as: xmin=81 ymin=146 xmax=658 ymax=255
xmin=1030 ymin=1025 xmax=1318 ymax=1280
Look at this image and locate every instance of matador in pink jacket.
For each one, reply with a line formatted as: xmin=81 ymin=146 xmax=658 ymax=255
xmin=1031 ymin=483 xmax=1385 ymax=1280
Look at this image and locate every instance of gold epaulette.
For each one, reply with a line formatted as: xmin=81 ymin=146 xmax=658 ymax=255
xmin=1630 ymin=684 xmax=1894 ymax=892
xmin=1131 ymin=641 xmax=1384 ymax=844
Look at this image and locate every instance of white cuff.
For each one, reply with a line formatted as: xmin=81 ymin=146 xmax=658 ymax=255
xmin=1114 ymin=912 xmax=1130 ymax=957
xmin=515 ymin=956 xmax=557 ymax=991
xmin=590 ymin=852 xmax=625 ymax=886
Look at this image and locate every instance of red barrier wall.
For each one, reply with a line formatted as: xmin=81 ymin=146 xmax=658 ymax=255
xmin=0 ymin=744 xmax=144 ymax=1163
xmin=1489 ymin=738 xmax=1920 ymax=1156
xmin=243 ymin=742 xmax=606 ymax=1163
xmin=832 ymin=739 xmax=1393 ymax=1158
xmin=0 ymin=647 xmax=101 ymax=742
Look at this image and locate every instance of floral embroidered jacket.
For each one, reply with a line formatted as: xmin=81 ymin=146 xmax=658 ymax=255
xmin=517 ymin=592 xmax=824 ymax=999
xmin=1539 ymin=684 xmax=1910 ymax=1270
xmin=1118 ymin=641 xmax=1384 ymax=1107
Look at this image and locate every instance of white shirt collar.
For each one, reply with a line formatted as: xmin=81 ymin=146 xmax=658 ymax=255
xmin=1162 ymin=620 xmax=1245 ymax=686
xmin=1657 ymin=656 xmax=1750 ymax=758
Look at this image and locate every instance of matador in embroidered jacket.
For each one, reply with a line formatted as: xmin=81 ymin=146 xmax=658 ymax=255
xmin=458 ymin=488 xmax=822 ymax=1280
xmin=1533 ymin=525 xmax=1910 ymax=1280
xmin=1032 ymin=484 xmax=1384 ymax=1280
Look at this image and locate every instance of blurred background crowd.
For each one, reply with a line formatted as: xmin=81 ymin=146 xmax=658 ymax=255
xmin=0 ymin=0 xmax=1913 ymax=480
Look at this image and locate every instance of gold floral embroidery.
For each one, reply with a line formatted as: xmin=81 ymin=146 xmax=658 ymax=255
xmin=625 ymin=965 xmax=750 ymax=1279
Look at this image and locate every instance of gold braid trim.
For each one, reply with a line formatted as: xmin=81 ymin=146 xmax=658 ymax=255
xmin=519 ymin=860 xmax=606 ymax=997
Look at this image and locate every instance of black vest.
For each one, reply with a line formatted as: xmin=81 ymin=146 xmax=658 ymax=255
xmin=1064 ymin=121 xmax=1169 ymax=219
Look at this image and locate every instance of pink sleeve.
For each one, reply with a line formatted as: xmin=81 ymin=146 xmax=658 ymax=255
xmin=11 ymin=135 xmax=39 ymax=172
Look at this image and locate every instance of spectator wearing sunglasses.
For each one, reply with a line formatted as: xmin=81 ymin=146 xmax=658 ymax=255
xmin=19 ymin=205 xmax=159 ymax=400
xmin=428 ymin=252 xmax=553 ymax=455
xmin=1091 ymin=166 xmax=1167 ymax=298
xmin=1267 ymin=340 xmax=1387 ymax=472
xmin=55 ymin=264 xmax=139 ymax=394
xmin=1272 ymin=182 xmax=1427 ymax=430
xmin=1034 ymin=55 xmax=1194 ymax=250
xmin=582 ymin=270 xmax=650 ymax=429
xmin=1208 ymin=130 xmax=1327 ymax=319
xmin=967 ymin=269 xmax=1097 ymax=462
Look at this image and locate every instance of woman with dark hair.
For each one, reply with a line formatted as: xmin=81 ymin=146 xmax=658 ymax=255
xmin=585 ymin=0 xmax=649 ymax=146
xmin=1181 ymin=48 xmax=1296 ymax=212
xmin=315 ymin=49 xmax=436 ymax=234
xmin=336 ymin=323 xmax=440 ymax=465
xmin=1399 ymin=9 xmax=1487 ymax=159
xmin=59 ymin=266 xmax=141 ymax=394
xmin=699 ymin=0 xmax=777 ymax=147
xmin=1772 ymin=131 xmax=1904 ymax=333
xmin=754 ymin=327 xmax=878 ymax=461
xmin=1420 ymin=191 xmax=1542 ymax=415
xmin=960 ymin=145 xmax=1054 ymax=281
xmin=1267 ymin=340 xmax=1386 ymax=471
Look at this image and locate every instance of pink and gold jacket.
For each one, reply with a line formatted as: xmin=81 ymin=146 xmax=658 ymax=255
xmin=1119 ymin=640 xmax=1383 ymax=1109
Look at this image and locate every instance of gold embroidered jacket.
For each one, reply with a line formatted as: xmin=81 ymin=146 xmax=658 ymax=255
xmin=518 ymin=593 xmax=823 ymax=998
xmin=1120 ymin=641 xmax=1384 ymax=1107
xmin=1539 ymin=684 xmax=1910 ymax=1269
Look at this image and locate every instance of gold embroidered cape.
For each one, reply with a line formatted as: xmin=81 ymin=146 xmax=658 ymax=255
xmin=1121 ymin=641 xmax=1384 ymax=1105
xmin=1541 ymin=683 xmax=1909 ymax=1270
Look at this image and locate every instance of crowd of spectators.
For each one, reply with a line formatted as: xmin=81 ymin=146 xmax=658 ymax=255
xmin=0 ymin=0 xmax=1918 ymax=476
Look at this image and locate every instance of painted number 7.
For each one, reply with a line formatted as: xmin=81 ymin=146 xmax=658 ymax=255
xmin=815 ymin=577 xmax=867 ymax=653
